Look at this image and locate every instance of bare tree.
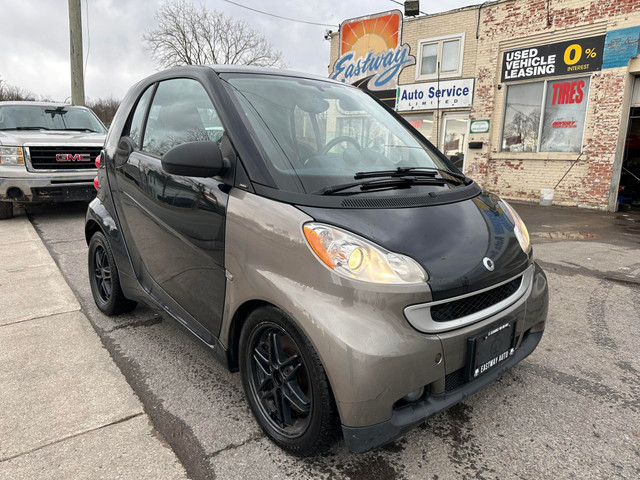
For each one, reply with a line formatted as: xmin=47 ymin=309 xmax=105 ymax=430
xmin=86 ymin=97 xmax=121 ymax=125
xmin=143 ymin=1 xmax=286 ymax=69
xmin=0 ymin=77 xmax=36 ymax=101
xmin=504 ymin=109 xmax=540 ymax=152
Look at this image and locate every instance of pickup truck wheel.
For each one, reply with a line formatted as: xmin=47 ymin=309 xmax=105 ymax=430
xmin=88 ymin=231 xmax=136 ymax=315
xmin=0 ymin=202 xmax=14 ymax=220
xmin=239 ymin=306 xmax=340 ymax=457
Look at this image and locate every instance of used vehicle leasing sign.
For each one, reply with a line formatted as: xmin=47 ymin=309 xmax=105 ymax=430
xmin=396 ymin=78 xmax=474 ymax=111
xmin=501 ymin=35 xmax=606 ymax=82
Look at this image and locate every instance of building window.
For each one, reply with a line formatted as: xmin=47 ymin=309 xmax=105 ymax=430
xmin=403 ymin=113 xmax=434 ymax=143
xmin=501 ymin=76 xmax=591 ymax=153
xmin=416 ymin=34 xmax=464 ymax=80
xmin=502 ymin=82 xmax=543 ymax=152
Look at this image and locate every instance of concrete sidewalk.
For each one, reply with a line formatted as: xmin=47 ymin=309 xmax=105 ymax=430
xmin=0 ymin=214 xmax=187 ymax=479
xmin=513 ymin=200 xmax=640 ymax=247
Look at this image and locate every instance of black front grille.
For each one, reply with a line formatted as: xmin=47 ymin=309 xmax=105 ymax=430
xmin=445 ymin=369 xmax=466 ymax=392
xmin=431 ymin=277 xmax=522 ymax=322
xmin=29 ymin=146 xmax=100 ymax=170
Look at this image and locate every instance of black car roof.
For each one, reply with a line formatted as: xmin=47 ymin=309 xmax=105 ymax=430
xmin=208 ymin=64 xmax=331 ymax=80
xmin=138 ymin=64 xmax=342 ymax=85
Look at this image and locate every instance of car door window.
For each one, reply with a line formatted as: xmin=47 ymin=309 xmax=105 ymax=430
xmin=127 ymin=85 xmax=155 ymax=148
xmin=142 ymin=78 xmax=224 ymax=157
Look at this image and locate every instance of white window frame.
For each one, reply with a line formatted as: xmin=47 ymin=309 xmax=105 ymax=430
xmin=500 ymin=75 xmax=591 ymax=153
xmin=416 ymin=33 xmax=465 ymax=81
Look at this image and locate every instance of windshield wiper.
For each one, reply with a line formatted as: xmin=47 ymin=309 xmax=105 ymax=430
xmin=355 ymin=168 xmax=438 ymax=179
xmin=0 ymin=126 xmax=50 ymax=131
xmin=64 ymin=128 xmax=98 ymax=132
xmin=355 ymin=166 xmax=470 ymax=183
xmin=315 ymin=176 xmax=446 ymax=195
xmin=400 ymin=166 xmax=469 ymax=181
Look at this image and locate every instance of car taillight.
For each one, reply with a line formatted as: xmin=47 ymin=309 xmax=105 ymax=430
xmin=93 ymin=176 xmax=99 ymax=191
xmin=95 ymin=153 xmax=101 ymax=169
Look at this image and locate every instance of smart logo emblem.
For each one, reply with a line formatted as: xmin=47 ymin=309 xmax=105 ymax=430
xmin=483 ymin=257 xmax=495 ymax=271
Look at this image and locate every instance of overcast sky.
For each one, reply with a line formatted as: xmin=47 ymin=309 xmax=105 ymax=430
xmin=0 ymin=0 xmax=479 ymax=102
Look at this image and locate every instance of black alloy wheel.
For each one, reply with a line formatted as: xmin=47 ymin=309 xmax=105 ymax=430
xmin=249 ymin=323 xmax=312 ymax=436
xmin=239 ymin=306 xmax=339 ymax=456
xmin=88 ymin=231 xmax=136 ymax=316
xmin=93 ymin=245 xmax=112 ymax=303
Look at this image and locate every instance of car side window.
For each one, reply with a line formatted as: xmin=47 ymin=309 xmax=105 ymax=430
xmin=142 ymin=78 xmax=224 ymax=157
xmin=128 ymin=86 xmax=155 ymax=148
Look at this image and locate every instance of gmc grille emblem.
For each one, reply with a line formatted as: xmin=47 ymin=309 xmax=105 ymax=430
xmin=56 ymin=153 xmax=91 ymax=162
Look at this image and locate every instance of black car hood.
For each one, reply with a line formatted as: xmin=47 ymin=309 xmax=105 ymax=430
xmin=297 ymin=192 xmax=531 ymax=300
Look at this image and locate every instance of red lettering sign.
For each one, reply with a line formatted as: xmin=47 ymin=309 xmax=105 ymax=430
xmin=551 ymin=80 xmax=585 ymax=105
xmin=552 ymin=121 xmax=577 ymax=128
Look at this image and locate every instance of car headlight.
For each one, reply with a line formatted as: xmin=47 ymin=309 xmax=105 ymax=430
xmin=303 ymin=222 xmax=427 ymax=284
xmin=0 ymin=146 xmax=24 ymax=166
xmin=499 ymin=200 xmax=530 ymax=252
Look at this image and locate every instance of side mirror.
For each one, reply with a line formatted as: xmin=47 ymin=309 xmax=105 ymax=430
xmin=115 ymin=136 xmax=136 ymax=166
xmin=161 ymin=141 xmax=227 ymax=178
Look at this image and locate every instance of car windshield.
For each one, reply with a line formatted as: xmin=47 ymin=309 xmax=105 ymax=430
xmin=0 ymin=105 xmax=106 ymax=133
xmin=222 ymin=74 xmax=456 ymax=195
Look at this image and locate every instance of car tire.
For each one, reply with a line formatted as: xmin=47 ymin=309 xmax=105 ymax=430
xmin=0 ymin=201 xmax=14 ymax=220
xmin=239 ymin=306 xmax=340 ymax=457
xmin=88 ymin=231 xmax=137 ymax=315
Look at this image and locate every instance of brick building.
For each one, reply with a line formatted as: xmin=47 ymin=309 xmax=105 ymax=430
xmin=328 ymin=0 xmax=640 ymax=210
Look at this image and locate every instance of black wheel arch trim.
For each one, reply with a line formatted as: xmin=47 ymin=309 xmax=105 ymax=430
xmin=85 ymin=198 xmax=139 ymax=305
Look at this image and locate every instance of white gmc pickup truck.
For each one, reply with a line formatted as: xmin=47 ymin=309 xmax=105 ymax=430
xmin=0 ymin=101 xmax=106 ymax=219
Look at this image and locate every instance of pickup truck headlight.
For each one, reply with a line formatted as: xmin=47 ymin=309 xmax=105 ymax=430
xmin=303 ymin=222 xmax=427 ymax=284
xmin=499 ymin=200 xmax=530 ymax=252
xmin=0 ymin=146 xmax=24 ymax=166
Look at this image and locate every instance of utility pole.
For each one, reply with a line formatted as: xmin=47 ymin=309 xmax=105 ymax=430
xmin=68 ymin=0 xmax=85 ymax=105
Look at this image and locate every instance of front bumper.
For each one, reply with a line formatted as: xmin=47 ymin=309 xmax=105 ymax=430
xmin=342 ymin=330 xmax=543 ymax=453
xmin=0 ymin=170 xmax=96 ymax=203
xmin=339 ymin=262 xmax=548 ymax=452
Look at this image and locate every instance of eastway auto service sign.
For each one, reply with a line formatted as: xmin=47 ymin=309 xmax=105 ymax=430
xmin=396 ymin=79 xmax=474 ymax=112
xmin=501 ymin=35 xmax=605 ymax=82
xmin=331 ymin=10 xmax=415 ymax=108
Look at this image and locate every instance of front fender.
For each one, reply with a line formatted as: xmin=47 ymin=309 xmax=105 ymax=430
xmin=221 ymin=190 xmax=443 ymax=428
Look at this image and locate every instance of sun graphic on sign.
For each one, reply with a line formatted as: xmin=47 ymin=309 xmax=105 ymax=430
xmin=340 ymin=12 xmax=401 ymax=58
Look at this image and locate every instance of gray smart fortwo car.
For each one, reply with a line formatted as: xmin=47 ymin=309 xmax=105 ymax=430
xmin=85 ymin=65 xmax=548 ymax=456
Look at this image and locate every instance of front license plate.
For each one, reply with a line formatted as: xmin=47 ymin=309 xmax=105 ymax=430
xmin=466 ymin=322 xmax=515 ymax=380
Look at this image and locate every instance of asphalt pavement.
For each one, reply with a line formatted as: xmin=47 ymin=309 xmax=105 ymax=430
xmin=1 ymin=199 xmax=639 ymax=480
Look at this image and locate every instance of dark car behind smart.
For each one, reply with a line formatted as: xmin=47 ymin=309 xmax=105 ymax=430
xmin=85 ymin=65 xmax=548 ymax=456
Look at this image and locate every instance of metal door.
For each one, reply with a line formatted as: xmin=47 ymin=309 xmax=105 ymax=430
xmin=112 ymin=78 xmax=228 ymax=335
